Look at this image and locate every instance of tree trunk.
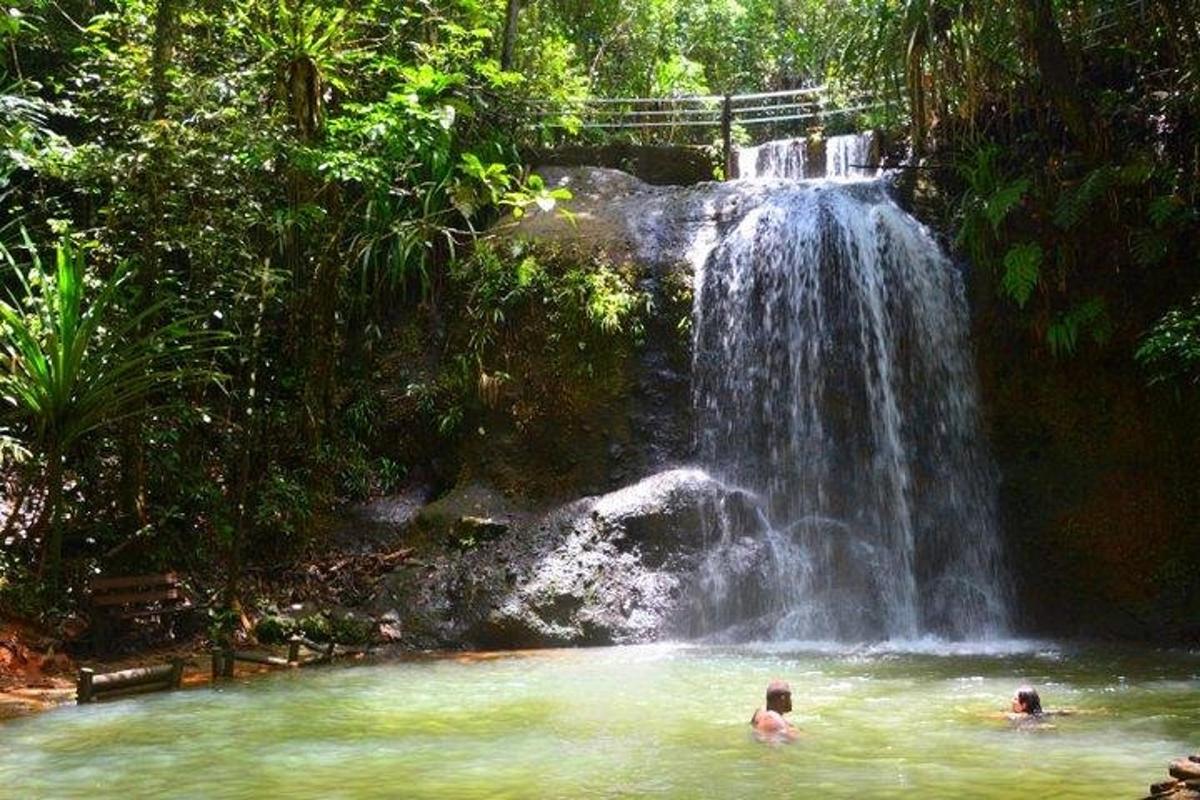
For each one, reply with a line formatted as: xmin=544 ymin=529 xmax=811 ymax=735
xmin=224 ymin=256 xmax=273 ymax=622
xmin=150 ymin=0 xmax=179 ymax=119
xmin=1019 ymin=0 xmax=1103 ymax=157
xmin=39 ymin=443 xmax=64 ymax=582
xmin=501 ymin=0 xmax=521 ymax=71
xmin=119 ymin=0 xmax=178 ymax=530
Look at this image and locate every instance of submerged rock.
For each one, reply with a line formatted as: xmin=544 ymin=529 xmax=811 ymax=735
xmin=373 ymin=468 xmax=763 ymax=648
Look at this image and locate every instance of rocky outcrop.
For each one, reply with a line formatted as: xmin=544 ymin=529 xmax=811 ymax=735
xmin=526 ymin=143 xmax=717 ymax=186
xmin=1143 ymin=755 xmax=1200 ymax=800
xmin=371 ymin=468 xmax=762 ymax=648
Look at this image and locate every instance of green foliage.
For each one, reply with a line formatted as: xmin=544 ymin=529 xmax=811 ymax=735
xmin=1 ymin=0 xmax=1198 ymax=618
xmin=254 ymin=613 xmax=294 ymax=645
xmin=405 ymin=241 xmax=650 ymax=442
xmin=253 ymin=466 xmax=312 ymax=546
xmin=454 ymin=242 xmax=649 ymax=368
xmin=1046 ymin=297 xmax=1111 ymax=358
xmin=0 ymin=235 xmax=224 ymax=574
xmin=207 ymin=605 xmax=240 ymax=646
xmin=297 ymin=612 xmax=331 ymax=642
xmin=0 ymin=235 xmax=223 ymax=453
xmin=955 ymin=144 xmax=1029 ymax=272
xmin=1053 ymin=167 xmax=1115 ymax=230
xmin=1000 ymin=243 xmax=1042 ymax=308
xmin=328 ymin=611 xmax=373 ymax=645
xmin=1137 ymin=297 xmax=1200 ymax=387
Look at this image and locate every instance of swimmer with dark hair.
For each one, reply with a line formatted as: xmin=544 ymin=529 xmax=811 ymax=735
xmin=1006 ymin=685 xmax=1075 ymax=728
xmin=750 ymin=680 xmax=799 ymax=741
xmin=1011 ymin=686 xmax=1043 ymax=716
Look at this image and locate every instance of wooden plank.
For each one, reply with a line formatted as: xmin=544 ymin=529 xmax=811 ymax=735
xmin=92 ymin=681 xmax=174 ymax=702
xmin=91 ymin=663 xmax=175 ymax=690
xmin=230 ymin=651 xmax=292 ymax=667
xmin=93 ymin=587 xmax=182 ymax=607
xmin=91 ymin=573 xmax=178 ymax=592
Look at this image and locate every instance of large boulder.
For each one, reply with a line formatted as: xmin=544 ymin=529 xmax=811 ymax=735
xmin=373 ymin=468 xmax=763 ymax=648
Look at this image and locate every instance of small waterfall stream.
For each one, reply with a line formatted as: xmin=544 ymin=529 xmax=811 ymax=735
xmin=688 ymin=135 xmax=1009 ymax=641
xmin=737 ymin=132 xmax=879 ymax=180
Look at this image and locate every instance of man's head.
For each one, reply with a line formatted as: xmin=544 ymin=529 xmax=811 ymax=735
xmin=765 ymin=680 xmax=792 ymax=713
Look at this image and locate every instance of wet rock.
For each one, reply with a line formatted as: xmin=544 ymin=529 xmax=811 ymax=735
xmin=329 ymin=484 xmax=431 ymax=553
xmin=373 ymin=468 xmax=766 ymax=648
xmin=1148 ymin=756 xmax=1200 ymax=800
xmin=525 ymin=143 xmax=716 ymax=186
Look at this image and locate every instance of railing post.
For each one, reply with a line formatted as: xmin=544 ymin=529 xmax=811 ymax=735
xmin=287 ymin=635 xmax=302 ymax=665
xmin=77 ymin=668 xmax=95 ymax=704
xmin=721 ymin=94 xmax=735 ymax=179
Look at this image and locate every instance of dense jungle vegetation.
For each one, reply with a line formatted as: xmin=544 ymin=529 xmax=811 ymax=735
xmin=1 ymin=0 xmax=1198 ymax=634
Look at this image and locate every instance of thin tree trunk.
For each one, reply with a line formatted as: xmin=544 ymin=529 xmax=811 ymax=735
xmin=119 ymin=0 xmax=179 ymax=530
xmin=1019 ymin=0 xmax=1103 ymax=157
xmin=501 ymin=0 xmax=521 ymax=70
xmin=150 ymin=0 xmax=179 ymax=119
xmin=1 ymin=463 xmax=36 ymax=545
xmin=38 ymin=443 xmax=64 ymax=582
xmin=224 ymin=256 xmax=273 ymax=625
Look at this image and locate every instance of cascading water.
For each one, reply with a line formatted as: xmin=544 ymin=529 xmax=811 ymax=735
xmin=738 ymin=132 xmax=879 ymax=180
xmin=686 ymin=135 xmax=1009 ymax=642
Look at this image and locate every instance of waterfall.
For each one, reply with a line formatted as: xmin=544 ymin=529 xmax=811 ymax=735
xmin=738 ymin=132 xmax=879 ymax=180
xmin=737 ymin=137 xmax=812 ymax=180
xmin=687 ymin=143 xmax=1009 ymax=642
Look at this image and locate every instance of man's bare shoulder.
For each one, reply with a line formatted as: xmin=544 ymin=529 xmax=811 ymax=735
xmin=751 ymin=709 xmax=790 ymax=732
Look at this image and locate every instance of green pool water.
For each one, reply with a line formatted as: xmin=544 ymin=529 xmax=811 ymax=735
xmin=2 ymin=641 xmax=1197 ymax=799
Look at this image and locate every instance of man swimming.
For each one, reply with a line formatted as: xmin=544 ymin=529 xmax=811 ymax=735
xmin=750 ymin=680 xmax=798 ymax=740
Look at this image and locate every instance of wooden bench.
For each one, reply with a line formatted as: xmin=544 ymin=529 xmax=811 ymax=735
xmin=89 ymin=573 xmax=193 ymax=650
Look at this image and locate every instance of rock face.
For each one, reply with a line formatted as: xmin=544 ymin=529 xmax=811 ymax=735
xmin=361 ymin=163 xmax=1200 ymax=647
xmin=524 ymin=143 xmax=717 ymax=186
xmin=373 ymin=468 xmax=762 ymax=648
xmin=1145 ymin=755 xmax=1200 ymax=800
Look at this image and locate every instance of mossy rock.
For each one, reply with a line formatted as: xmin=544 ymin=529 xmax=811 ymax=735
xmin=329 ymin=611 xmax=375 ymax=646
xmin=254 ymin=614 xmax=296 ymax=645
xmin=297 ymin=613 xmax=333 ymax=642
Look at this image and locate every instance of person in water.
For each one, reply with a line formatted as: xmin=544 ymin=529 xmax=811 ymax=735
xmin=750 ymin=680 xmax=798 ymax=740
xmin=1011 ymin=686 xmax=1043 ymax=716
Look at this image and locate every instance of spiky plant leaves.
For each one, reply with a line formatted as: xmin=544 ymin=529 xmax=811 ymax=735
xmin=0 ymin=235 xmax=226 ymax=575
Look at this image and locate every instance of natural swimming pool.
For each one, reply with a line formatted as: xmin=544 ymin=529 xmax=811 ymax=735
xmin=1 ymin=642 xmax=1196 ymax=799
